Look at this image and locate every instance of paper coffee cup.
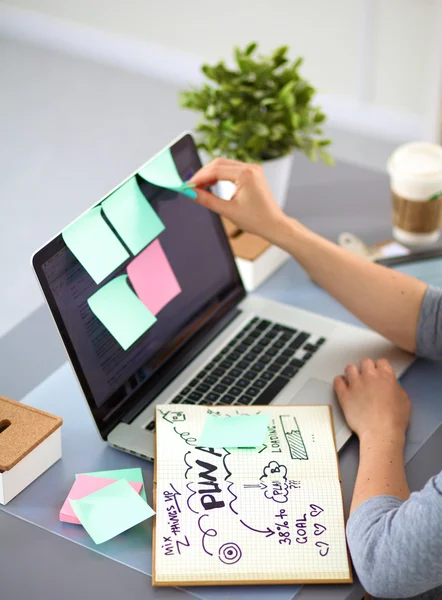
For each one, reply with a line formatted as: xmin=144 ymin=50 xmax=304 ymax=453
xmin=387 ymin=142 xmax=442 ymax=245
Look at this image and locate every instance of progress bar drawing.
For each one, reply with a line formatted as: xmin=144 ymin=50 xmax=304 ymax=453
xmin=279 ymin=415 xmax=308 ymax=460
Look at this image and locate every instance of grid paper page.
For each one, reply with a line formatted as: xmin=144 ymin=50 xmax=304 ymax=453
xmin=153 ymin=405 xmax=351 ymax=586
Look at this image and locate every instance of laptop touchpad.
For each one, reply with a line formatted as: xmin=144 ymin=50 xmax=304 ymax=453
xmin=290 ymin=378 xmax=347 ymax=435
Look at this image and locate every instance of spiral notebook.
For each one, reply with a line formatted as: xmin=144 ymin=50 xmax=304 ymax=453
xmin=153 ymin=404 xmax=352 ymax=587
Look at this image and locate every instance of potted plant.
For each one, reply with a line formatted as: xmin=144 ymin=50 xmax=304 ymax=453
xmin=179 ymin=42 xmax=333 ymax=208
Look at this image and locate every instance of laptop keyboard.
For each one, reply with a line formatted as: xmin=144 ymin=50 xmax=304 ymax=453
xmin=170 ymin=317 xmax=326 ymax=409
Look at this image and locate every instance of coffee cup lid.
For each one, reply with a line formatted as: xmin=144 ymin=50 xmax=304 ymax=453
xmin=388 ymin=142 xmax=442 ymax=180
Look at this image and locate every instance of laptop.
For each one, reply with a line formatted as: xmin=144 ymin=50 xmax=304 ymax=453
xmin=32 ymin=132 xmax=414 ymax=461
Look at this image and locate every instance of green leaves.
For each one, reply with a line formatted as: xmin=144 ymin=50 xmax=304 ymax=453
xmin=205 ymin=104 xmax=216 ymax=119
xmin=318 ymin=149 xmax=335 ymax=166
xmin=245 ymin=42 xmax=257 ymax=56
xmin=179 ymin=42 xmax=333 ymax=165
xmin=272 ymin=45 xmax=290 ymax=68
xmin=253 ymin=123 xmax=270 ymax=136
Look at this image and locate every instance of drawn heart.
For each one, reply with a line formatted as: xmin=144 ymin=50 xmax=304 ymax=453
xmin=315 ymin=541 xmax=329 ymax=557
xmin=314 ymin=523 xmax=327 ymax=536
xmin=310 ymin=504 xmax=324 ymax=517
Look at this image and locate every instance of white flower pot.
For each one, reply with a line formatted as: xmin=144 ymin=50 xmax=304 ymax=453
xmin=261 ymin=154 xmax=294 ymax=209
xmin=216 ymin=153 xmax=294 ymax=209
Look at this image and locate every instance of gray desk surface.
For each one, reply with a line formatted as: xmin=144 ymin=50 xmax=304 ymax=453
xmin=2 ymin=158 xmax=442 ymax=600
xmin=2 ymin=259 xmax=442 ymax=600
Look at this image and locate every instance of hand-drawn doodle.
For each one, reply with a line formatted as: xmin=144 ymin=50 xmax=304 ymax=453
xmin=294 ymin=513 xmax=307 ymax=544
xmin=206 ymin=408 xmax=223 ymax=417
xmin=239 ymin=519 xmax=275 ymax=537
xmin=183 ymin=446 xmax=229 ymax=511
xmin=314 ymin=523 xmax=326 ymax=536
xmin=260 ymin=461 xmax=289 ymax=503
xmin=233 ymin=409 xmax=262 ymax=416
xmin=173 ymin=426 xmax=197 ymax=446
xmin=288 ymin=480 xmax=301 ymax=489
xmin=315 ymin=541 xmax=329 ymax=556
xmin=227 ymin=482 xmax=238 ymax=515
xmin=218 ymin=542 xmax=243 ymax=565
xmin=198 ymin=514 xmax=218 ymax=556
xmin=243 ymin=482 xmax=266 ymax=490
xmin=185 ymin=482 xmax=199 ymax=514
xmin=162 ymin=410 xmax=186 ymax=423
xmin=223 ymin=449 xmax=239 ymax=515
xmin=261 ymin=461 xmax=288 ymax=480
xmin=309 ymin=504 xmax=324 ymax=518
xmin=163 ymin=483 xmax=182 ymax=513
xmin=184 ymin=451 xmax=192 ymax=479
xmin=176 ymin=535 xmax=191 ymax=554
xmin=279 ymin=415 xmax=308 ymax=460
xmin=162 ymin=536 xmax=174 ymax=556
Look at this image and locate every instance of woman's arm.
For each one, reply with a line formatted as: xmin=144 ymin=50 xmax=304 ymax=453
xmin=334 ymin=358 xmax=442 ymax=598
xmin=190 ymin=158 xmax=428 ymax=353
xmin=271 ymin=218 xmax=427 ymax=354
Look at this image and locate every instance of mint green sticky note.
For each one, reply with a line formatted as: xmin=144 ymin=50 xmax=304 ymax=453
xmin=102 ymin=177 xmax=165 ymax=255
xmin=138 ymin=148 xmax=182 ymax=188
xmin=197 ymin=414 xmax=270 ymax=448
xmin=62 ymin=207 xmax=129 ymax=284
xmin=78 ymin=468 xmax=146 ymax=502
xmin=70 ymin=479 xmax=155 ymax=545
xmin=138 ymin=148 xmax=197 ymax=198
xmin=87 ymin=275 xmax=156 ymax=350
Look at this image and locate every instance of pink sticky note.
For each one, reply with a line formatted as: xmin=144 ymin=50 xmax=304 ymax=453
xmin=60 ymin=474 xmax=143 ymax=524
xmin=127 ymin=239 xmax=181 ymax=316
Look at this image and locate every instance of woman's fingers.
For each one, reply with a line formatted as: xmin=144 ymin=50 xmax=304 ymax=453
xmin=333 ymin=375 xmax=348 ymax=401
xmin=375 ymin=358 xmax=394 ymax=373
xmin=345 ymin=363 xmax=360 ymax=385
xmin=189 ymin=160 xmax=247 ymax=188
xmin=194 ymin=187 xmax=233 ymax=217
xmin=360 ymin=358 xmax=375 ymax=376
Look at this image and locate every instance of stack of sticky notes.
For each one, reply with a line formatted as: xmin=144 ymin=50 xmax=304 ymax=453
xmin=60 ymin=468 xmax=155 ymax=544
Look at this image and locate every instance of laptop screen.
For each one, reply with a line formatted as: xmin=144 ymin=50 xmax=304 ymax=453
xmin=33 ymin=134 xmax=244 ymax=437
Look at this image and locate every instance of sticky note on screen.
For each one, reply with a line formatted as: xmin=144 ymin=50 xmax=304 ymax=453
xmin=138 ymin=148 xmax=197 ymax=198
xmin=62 ymin=207 xmax=129 ymax=284
xmin=101 ymin=177 xmax=165 ymax=255
xmin=77 ymin=468 xmax=147 ymax=502
xmin=197 ymin=414 xmax=270 ymax=448
xmin=87 ymin=275 xmax=156 ymax=350
xmin=60 ymin=474 xmax=143 ymax=524
xmin=127 ymin=239 xmax=181 ymax=316
xmin=70 ymin=479 xmax=155 ymax=545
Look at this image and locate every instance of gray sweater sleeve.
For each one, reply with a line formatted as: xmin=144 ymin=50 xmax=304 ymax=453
xmin=416 ymin=285 xmax=442 ymax=360
xmin=346 ymin=472 xmax=442 ymax=598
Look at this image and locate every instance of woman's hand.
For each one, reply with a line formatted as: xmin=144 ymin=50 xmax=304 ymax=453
xmin=189 ymin=157 xmax=287 ymax=241
xmin=334 ymin=358 xmax=411 ymax=443
xmin=335 ymin=358 xmax=412 ymax=511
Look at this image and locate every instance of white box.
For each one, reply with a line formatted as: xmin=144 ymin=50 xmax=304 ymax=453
xmin=0 ymin=429 xmax=62 ymax=504
xmin=222 ymin=218 xmax=290 ymax=291
xmin=0 ymin=396 xmax=62 ymax=505
xmin=235 ymin=245 xmax=290 ymax=291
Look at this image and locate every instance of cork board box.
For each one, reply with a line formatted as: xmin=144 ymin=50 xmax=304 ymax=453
xmin=222 ymin=218 xmax=270 ymax=260
xmin=222 ymin=218 xmax=290 ymax=290
xmin=0 ymin=396 xmax=62 ymax=504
